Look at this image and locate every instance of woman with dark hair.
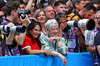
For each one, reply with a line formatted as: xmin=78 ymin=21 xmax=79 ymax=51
xmin=20 ymin=20 xmax=50 ymax=55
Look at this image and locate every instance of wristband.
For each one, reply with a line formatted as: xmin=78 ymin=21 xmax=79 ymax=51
xmin=41 ymin=50 xmax=44 ymax=54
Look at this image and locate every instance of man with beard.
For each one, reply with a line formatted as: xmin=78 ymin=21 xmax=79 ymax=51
xmin=63 ymin=3 xmax=96 ymax=53
xmin=54 ymin=1 xmax=66 ymax=15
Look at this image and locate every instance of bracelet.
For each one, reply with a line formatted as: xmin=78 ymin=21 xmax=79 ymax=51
xmin=41 ymin=50 xmax=44 ymax=54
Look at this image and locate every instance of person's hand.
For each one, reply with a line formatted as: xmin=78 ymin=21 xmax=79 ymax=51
xmin=29 ymin=17 xmax=37 ymax=22
xmin=7 ymin=22 xmax=15 ymax=27
xmin=60 ymin=22 xmax=67 ymax=30
xmin=20 ymin=14 xmax=29 ymax=27
xmin=48 ymin=37 xmax=58 ymax=43
xmin=58 ymin=53 xmax=67 ymax=65
xmin=74 ymin=28 xmax=82 ymax=37
xmin=43 ymin=50 xmax=51 ymax=56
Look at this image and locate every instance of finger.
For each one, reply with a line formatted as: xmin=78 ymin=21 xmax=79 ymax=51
xmin=48 ymin=40 xmax=51 ymax=43
xmin=63 ymin=60 xmax=65 ymax=65
xmin=65 ymin=59 xmax=67 ymax=64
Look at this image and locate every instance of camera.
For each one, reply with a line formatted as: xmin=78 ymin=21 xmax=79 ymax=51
xmin=18 ymin=9 xmax=31 ymax=19
xmin=63 ymin=19 xmax=95 ymax=32
xmin=0 ymin=25 xmax=26 ymax=34
xmin=38 ymin=0 xmax=48 ymax=6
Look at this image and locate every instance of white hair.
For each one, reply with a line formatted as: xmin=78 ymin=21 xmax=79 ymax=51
xmin=45 ymin=19 xmax=58 ymax=29
xmin=95 ymin=10 xmax=100 ymax=18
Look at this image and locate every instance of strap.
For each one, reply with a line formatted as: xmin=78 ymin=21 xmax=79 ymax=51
xmin=70 ymin=12 xmax=82 ymax=20
xmin=8 ymin=45 xmax=13 ymax=56
xmin=70 ymin=13 xmax=83 ymax=52
xmin=74 ymin=35 xmax=78 ymax=52
xmin=2 ymin=34 xmax=6 ymax=56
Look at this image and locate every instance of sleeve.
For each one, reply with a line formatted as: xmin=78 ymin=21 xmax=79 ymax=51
xmin=39 ymin=35 xmax=55 ymax=54
xmin=21 ymin=36 xmax=31 ymax=50
xmin=57 ymin=37 xmax=68 ymax=55
xmin=84 ymin=30 xmax=94 ymax=45
xmin=94 ymin=31 xmax=100 ymax=47
xmin=94 ymin=31 xmax=100 ymax=57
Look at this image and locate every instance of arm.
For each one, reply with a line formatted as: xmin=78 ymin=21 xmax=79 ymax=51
xmin=78 ymin=33 xmax=85 ymax=48
xmin=24 ymin=47 xmax=50 ymax=56
xmin=6 ymin=32 xmax=15 ymax=45
xmin=66 ymin=0 xmax=72 ymax=9
xmin=15 ymin=15 xmax=29 ymax=45
xmin=51 ymin=51 xmax=67 ymax=65
xmin=85 ymin=30 xmax=95 ymax=53
xmin=14 ymin=32 xmax=26 ymax=46
xmin=97 ymin=46 xmax=100 ymax=55
xmin=74 ymin=29 xmax=85 ymax=48
xmin=86 ymin=45 xmax=96 ymax=54
xmin=58 ymin=21 xmax=67 ymax=37
xmin=25 ymin=0 xmax=34 ymax=10
xmin=6 ymin=23 xmax=15 ymax=45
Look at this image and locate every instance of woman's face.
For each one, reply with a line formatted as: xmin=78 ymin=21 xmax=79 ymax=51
xmin=48 ymin=26 xmax=58 ymax=37
xmin=37 ymin=11 xmax=46 ymax=24
xmin=30 ymin=25 xmax=41 ymax=39
xmin=58 ymin=17 xmax=66 ymax=24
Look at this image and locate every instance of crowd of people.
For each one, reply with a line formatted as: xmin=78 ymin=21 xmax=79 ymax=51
xmin=0 ymin=0 xmax=100 ymax=66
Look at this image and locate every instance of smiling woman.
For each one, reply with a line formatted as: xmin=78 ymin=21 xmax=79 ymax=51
xmin=34 ymin=9 xmax=48 ymax=36
xmin=39 ymin=19 xmax=68 ymax=65
xmin=20 ymin=20 xmax=51 ymax=56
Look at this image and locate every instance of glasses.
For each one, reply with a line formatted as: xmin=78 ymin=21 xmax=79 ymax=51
xmin=19 ymin=7 xmax=25 ymax=9
xmin=95 ymin=17 xmax=100 ymax=21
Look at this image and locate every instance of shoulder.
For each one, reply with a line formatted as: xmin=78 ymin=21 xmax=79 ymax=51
xmin=94 ymin=31 xmax=100 ymax=46
xmin=95 ymin=31 xmax=100 ymax=38
xmin=25 ymin=36 xmax=32 ymax=41
xmin=2 ymin=19 xmax=11 ymax=25
xmin=67 ymin=13 xmax=75 ymax=20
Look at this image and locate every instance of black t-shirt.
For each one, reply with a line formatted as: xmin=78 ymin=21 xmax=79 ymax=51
xmin=94 ymin=31 xmax=100 ymax=62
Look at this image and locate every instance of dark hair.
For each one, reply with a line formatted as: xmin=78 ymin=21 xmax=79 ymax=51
xmin=20 ymin=1 xmax=27 ymax=6
xmin=26 ymin=20 xmax=42 ymax=48
xmin=72 ymin=0 xmax=85 ymax=8
xmin=82 ymin=3 xmax=96 ymax=12
xmin=54 ymin=1 xmax=66 ymax=7
xmin=4 ymin=1 xmax=20 ymax=16
xmin=55 ymin=13 xmax=65 ymax=20
xmin=0 ymin=0 xmax=7 ymax=8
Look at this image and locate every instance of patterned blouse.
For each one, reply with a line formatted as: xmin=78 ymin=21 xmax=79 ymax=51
xmin=39 ymin=34 xmax=68 ymax=55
